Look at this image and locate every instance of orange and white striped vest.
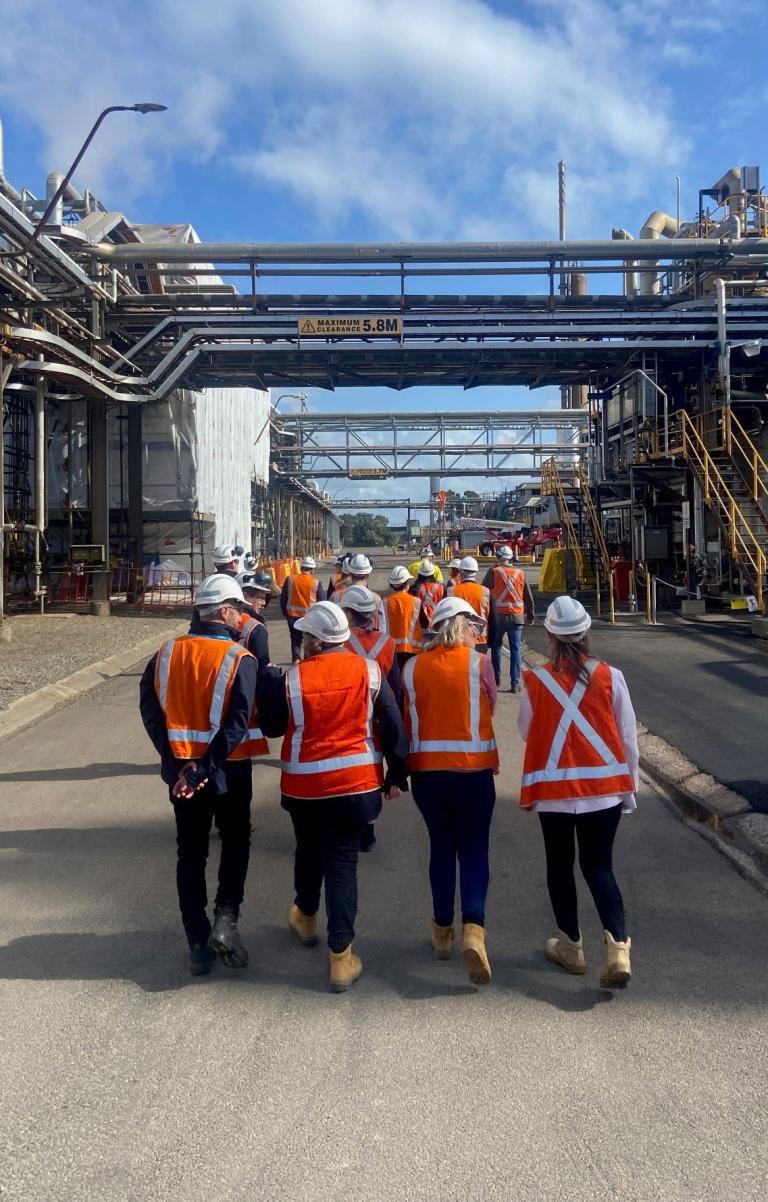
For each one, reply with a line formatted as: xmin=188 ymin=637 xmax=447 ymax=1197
xmin=347 ymin=627 xmax=395 ymax=675
xmin=490 ymin=565 xmax=525 ymax=617
xmin=519 ymin=660 xmax=635 ymax=807
xmin=403 ymin=644 xmax=498 ymax=773
xmin=237 ymin=611 xmax=262 ymax=644
xmin=280 ymin=652 xmax=384 ymax=799
xmin=155 ymin=634 xmax=267 ymax=761
xmin=285 ymin=573 xmax=319 ymax=618
xmin=415 ymin=579 xmax=444 ymax=624
xmin=453 ymin=581 xmax=491 ymax=637
xmin=385 ymin=590 xmax=423 ymax=654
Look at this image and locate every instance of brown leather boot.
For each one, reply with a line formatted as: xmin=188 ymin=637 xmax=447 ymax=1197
xmin=431 ymin=922 xmax=454 ymax=960
xmin=461 ymin=923 xmax=491 ymax=985
xmin=328 ymin=945 xmax=363 ymax=993
xmin=545 ymin=930 xmax=586 ymax=975
xmin=599 ymin=931 xmax=632 ymax=989
xmin=288 ymin=903 xmax=318 ymax=947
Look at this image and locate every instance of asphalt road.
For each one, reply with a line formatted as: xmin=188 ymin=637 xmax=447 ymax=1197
xmin=1 ymin=582 xmax=767 ymax=1200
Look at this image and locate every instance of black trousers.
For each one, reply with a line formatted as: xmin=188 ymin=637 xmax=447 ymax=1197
xmin=172 ymin=775 xmax=252 ymax=945
xmin=282 ymin=791 xmax=382 ymax=952
xmin=287 ymin=617 xmax=303 ymax=662
xmin=538 ymin=804 xmax=626 ymax=942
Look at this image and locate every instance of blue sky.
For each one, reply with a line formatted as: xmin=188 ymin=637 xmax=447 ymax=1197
xmin=1 ymin=0 xmax=765 ymax=510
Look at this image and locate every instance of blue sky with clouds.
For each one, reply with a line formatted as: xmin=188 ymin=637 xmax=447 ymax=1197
xmin=1 ymin=0 xmax=765 ymax=508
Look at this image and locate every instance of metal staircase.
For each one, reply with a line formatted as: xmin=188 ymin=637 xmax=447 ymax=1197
xmin=541 ymin=457 xmax=595 ymax=588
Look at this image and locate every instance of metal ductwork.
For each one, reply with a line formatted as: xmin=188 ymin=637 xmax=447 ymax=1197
xmin=638 ymin=211 xmax=680 ymax=297
xmin=611 ymin=227 xmax=636 ymax=297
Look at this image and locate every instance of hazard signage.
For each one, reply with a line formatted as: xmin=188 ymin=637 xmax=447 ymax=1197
xmin=298 ymin=315 xmax=403 ymax=337
xmin=349 ymin=467 xmax=389 ymax=478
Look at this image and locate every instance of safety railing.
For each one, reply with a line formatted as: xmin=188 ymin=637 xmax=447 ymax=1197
xmin=577 ymin=461 xmax=611 ymax=582
xmin=722 ymin=407 xmax=768 ymax=509
xmin=680 ymin=411 xmax=766 ymax=612
xmin=540 ymin=456 xmax=594 ymax=588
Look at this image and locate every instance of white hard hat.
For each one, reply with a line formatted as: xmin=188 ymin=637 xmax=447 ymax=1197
xmin=300 ymin=556 xmax=316 ymax=570
xmin=544 ymin=595 xmax=592 ymax=641
xmin=213 ymin=544 xmax=238 ymax=565
xmin=294 ymin=600 xmax=350 ymax=643
xmin=417 ymin=559 xmax=436 ymax=577
xmin=338 ymin=584 xmax=377 ymax=615
xmin=430 ymin=596 xmax=476 ymax=629
xmin=388 ymin=565 xmax=412 ymax=587
xmin=497 ymin=545 xmax=514 ymax=560
xmin=347 ymin=553 xmax=373 ymax=577
xmin=459 ymin=555 xmax=479 ymax=575
xmin=196 ymin=573 xmax=245 ymax=606
xmin=448 ymin=558 xmax=461 ymax=570
xmin=420 ymin=547 xmax=434 ymax=558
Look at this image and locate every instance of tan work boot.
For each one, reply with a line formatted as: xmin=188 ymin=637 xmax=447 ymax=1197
xmin=328 ymin=945 xmax=363 ymax=993
xmin=545 ymin=930 xmax=586 ymax=975
xmin=599 ymin=931 xmax=632 ymax=989
xmin=288 ymin=903 xmax=318 ymax=947
xmin=461 ymin=923 xmax=491 ymax=985
xmin=431 ymin=921 xmax=454 ymax=960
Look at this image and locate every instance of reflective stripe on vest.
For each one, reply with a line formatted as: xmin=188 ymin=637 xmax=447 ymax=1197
xmin=239 ymin=616 xmax=261 ymax=643
xmin=416 ymin=580 xmax=442 ymax=621
xmin=402 ymin=646 xmax=498 ymax=771
xmin=492 ymin=565 xmax=525 ymax=616
xmin=519 ymin=660 xmax=633 ymax=805
xmin=385 ymin=590 xmax=422 ymax=652
xmin=280 ymin=655 xmax=383 ymax=797
xmin=453 ymin=582 xmax=490 ymax=636
xmin=155 ymin=635 xmax=267 ymax=760
xmin=347 ymin=628 xmax=394 ymax=673
xmin=285 ymin=573 xmax=318 ymax=618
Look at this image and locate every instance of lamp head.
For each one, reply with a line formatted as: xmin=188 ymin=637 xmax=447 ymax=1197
xmin=131 ymin=103 xmax=168 ymax=114
xmin=741 ymin=341 xmax=763 ymax=358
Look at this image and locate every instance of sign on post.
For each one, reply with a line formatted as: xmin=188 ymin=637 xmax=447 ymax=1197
xmin=349 ymin=467 xmax=389 ymax=479
xmin=298 ymin=316 xmax=403 ymax=337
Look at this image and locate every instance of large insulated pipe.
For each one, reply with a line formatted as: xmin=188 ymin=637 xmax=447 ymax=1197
xmin=568 ymin=272 xmax=589 ymax=410
xmin=34 ymin=356 xmax=45 ymax=611
xmin=638 ymin=211 xmax=680 ymax=296
xmin=612 ymin=227 xmax=636 ymax=297
xmin=45 ymin=172 xmax=64 ymax=228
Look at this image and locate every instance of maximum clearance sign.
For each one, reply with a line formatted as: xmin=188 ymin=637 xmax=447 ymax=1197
xmin=298 ymin=315 xmax=403 ymax=337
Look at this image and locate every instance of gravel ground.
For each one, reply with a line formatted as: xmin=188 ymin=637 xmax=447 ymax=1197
xmin=0 ymin=613 xmax=184 ymax=710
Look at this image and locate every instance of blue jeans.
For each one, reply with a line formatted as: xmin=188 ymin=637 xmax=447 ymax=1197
xmin=412 ymin=769 xmax=496 ymax=927
xmin=491 ymin=618 xmax=523 ymax=686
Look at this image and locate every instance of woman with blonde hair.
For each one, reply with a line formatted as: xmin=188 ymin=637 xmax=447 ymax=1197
xmin=518 ymin=596 xmax=638 ymax=989
xmin=402 ymin=597 xmax=499 ymax=985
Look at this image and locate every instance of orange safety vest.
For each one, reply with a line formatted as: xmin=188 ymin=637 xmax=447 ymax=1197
xmin=453 ymin=581 xmax=491 ymax=636
xmin=155 ymin=634 xmax=267 ymax=761
xmin=329 ymin=583 xmax=348 ymax=604
xmin=237 ymin=611 xmax=262 ymax=644
xmin=347 ymin=627 xmax=395 ymax=675
xmin=385 ymin=590 xmax=423 ymax=653
xmin=285 ymin=573 xmax=319 ymax=618
xmin=490 ymin=565 xmax=525 ymax=617
xmin=402 ymin=644 xmax=498 ymax=773
xmin=280 ymin=652 xmax=384 ymax=799
xmin=519 ymin=660 xmax=635 ymax=808
xmin=415 ymin=579 xmax=444 ymax=623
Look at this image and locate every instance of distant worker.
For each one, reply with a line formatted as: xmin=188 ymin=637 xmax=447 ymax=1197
xmin=139 ymin=575 xmax=266 ymax=977
xmin=402 ymin=597 xmax=498 ymax=985
xmin=337 ymin=553 xmax=387 ymax=631
xmin=212 ymin=544 xmax=240 ymax=577
xmin=281 ymin=556 xmax=324 ymax=663
xmin=327 ymin=554 xmax=349 ymax=599
xmin=257 ymin=601 xmax=409 ymax=992
xmin=236 ymin=570 xmax=274 ymax=676
xmin=412 ymin=559 xmax=445 ymax=629
xmin=242 ymin=551 xmax=258 ymax=573
xmin=481 ymin=545 xmax=535 ymax=692
xmin=408 ymin=547 xmax=444 ymax=583
xmin=444 ymin=558 xmax=462 ymax=594
xmin=518 ymin=596 xmax=637 ymax=990
xmin=453 ymin=556 xmax=495 ymax=654
xmin=385 ymin=565 xmax=423 ymax=668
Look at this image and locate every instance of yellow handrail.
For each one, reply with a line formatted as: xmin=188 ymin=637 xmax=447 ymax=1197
xmin=541 ymin=456 xmax=593 ymax=587
xmin=681 ymin=412 xmax=765 ymax=611
xmin=577 ymin=461 xmax=611 ymax=581
xmin=723 ymin=408 xmax=768 ymax=505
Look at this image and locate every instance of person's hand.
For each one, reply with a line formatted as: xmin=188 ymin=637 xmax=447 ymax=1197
xmin=525 ymin=615 xmax=535 ymax=626
xmin=172 ymin=762 xmax=208 ymax=799
xmin=493 ymin=766 xmax=500 ymax=777
xmin=384 ymin=786 xmax=403 ymax=800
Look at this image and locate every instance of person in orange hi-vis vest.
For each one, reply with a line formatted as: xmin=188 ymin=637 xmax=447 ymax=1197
xmin=235 ymin=570 xmax=274 ymax=677
xmin=412 ymin=559 xmax=444 ymax=629
xmin=481 ymin=545 xmax=535 ymax=692
xmin=386 ymin=565 xmax=424 ymax=669
xmin=280 ymin=556 xmax=325 ymax=664
xmin=517 ymin=595 xmax=638 ymax=990
xmin=139 ymin=575 xmax=268 ymax=978
xmin=444 ymin=558 xmax=462 ymax=594
xmin=255 ymin=601 xmax=409 ymax=994
xmin=402 ymin=596 xmax=499 ymax=986
xmin=452 ymin=556 xmax=496 ymax=654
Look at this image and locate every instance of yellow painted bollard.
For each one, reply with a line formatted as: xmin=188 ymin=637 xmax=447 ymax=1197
xmin=609 ymin=571 xmax=616 ymax=624
xmin=595 ymin=563 xmax=602 ymax=618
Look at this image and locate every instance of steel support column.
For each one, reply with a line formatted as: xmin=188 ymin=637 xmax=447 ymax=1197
xmin=89 ymin=399 xmax=110 ymax=614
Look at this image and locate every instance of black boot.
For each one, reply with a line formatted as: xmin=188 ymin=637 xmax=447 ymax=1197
xmin=360 ymin=823 xmax=376 ymax=853
xmin=189 ymin=941 xmax=216 ymax=977
xmin=210 ymin=904 xmax=249 ymax=968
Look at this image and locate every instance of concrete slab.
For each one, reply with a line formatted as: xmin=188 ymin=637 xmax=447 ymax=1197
xmin=637 ymin=732 xmax=699 ymax=785
xmin=683 ymin=773 xmax=752 ymax=819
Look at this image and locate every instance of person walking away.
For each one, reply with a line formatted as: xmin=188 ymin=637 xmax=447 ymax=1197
xmin=257 ymin=601 xmax=409 ymax=992
xmin=412 ymin=560 xmax=445 ymax=630
xmin=139 ymin=574 xmax=267 ymax=977
xmin=386 ymin=565 xmax=423 ymax=669
xmin=212 ymin=544 xmax=240 ymax=577
xmin=327 ymin=554 xmax=348 ymax=599
xmin=236 ymin=570 xmax=274 ymax=675
xmin=453 ymin=556 xmax=495 ymax=654
xmin=517 ymin=596 xmax=637 ymax=989
xmin=339 ymin=553 xmax=387 ymax=631
xmin=482 ymin=545 xmax=535 ymax=691
xmin=444 ymin=559 xmax=462 ymax=594
xmin=281 ymin=556 xmax=324 ymax=663
xmin=402 ymin=597 xmax=498 ymax=985
xmin=408 ymin=547 xmax=444 ymax=583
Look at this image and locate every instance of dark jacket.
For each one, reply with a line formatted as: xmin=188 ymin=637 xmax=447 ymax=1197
xmin=236 ymin=605 xmax=272 ymax=675
xmin=256 ymin=647 xmax=410 ymax=792
xmin=139 ymin=621 xmax=258 ymax=795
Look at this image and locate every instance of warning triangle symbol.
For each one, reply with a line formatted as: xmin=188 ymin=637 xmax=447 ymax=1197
xmin=299 ymin=318 xmax=317 ymax=334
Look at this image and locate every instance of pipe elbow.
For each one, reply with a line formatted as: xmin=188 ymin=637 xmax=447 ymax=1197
xmin=639 ymin=210 xmax=680 ymax=240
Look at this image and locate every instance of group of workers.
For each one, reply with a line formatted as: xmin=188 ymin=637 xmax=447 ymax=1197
xmin=140 ymin=546 xmax=637 ymax=996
